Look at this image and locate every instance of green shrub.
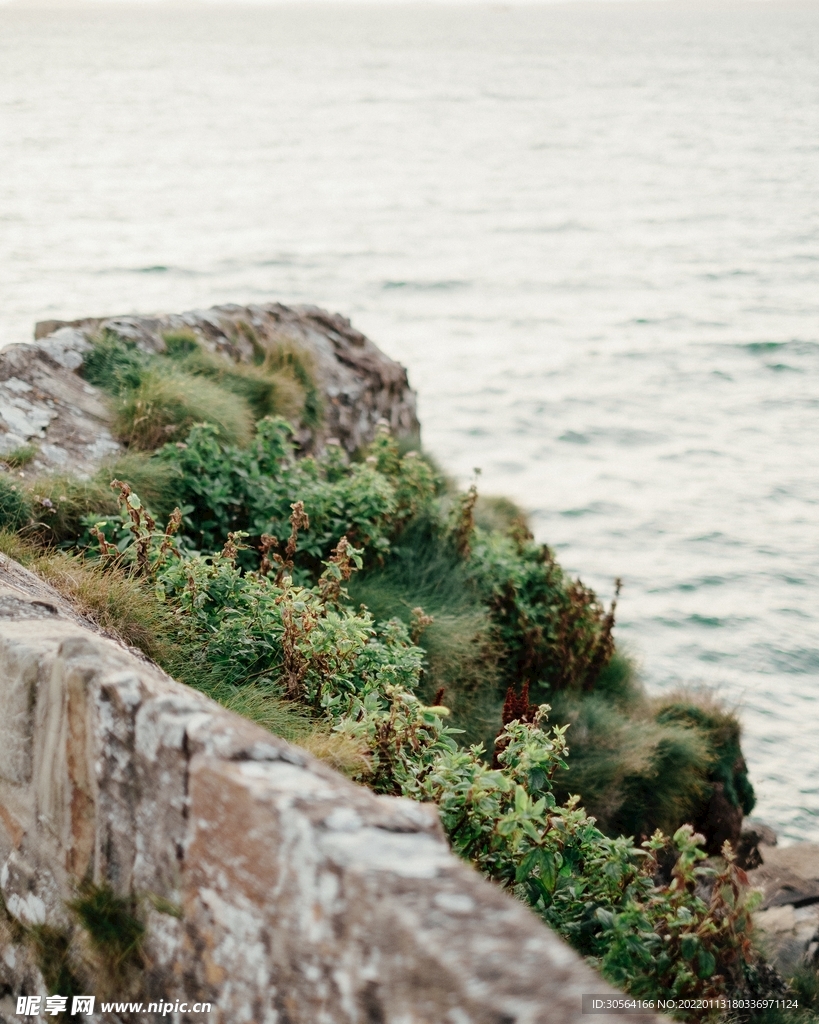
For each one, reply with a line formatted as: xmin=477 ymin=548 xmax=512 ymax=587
xmin=469 ymin=530 xmax=619 ymax=695
xmin=152 ymin=419 xmax=438 ymax=565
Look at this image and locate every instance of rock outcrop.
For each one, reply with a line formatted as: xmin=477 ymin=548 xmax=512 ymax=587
xmin=750 ymin=842 xmax=819 ymax=977
xmin=0 ymin=303 xmax=419 ymax=477
xmin=0 ymin=555 xmax=660 ymax=1024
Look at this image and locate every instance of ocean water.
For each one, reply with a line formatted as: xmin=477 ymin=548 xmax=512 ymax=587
xmin=2 ymin=0 xmax=818 ymax=840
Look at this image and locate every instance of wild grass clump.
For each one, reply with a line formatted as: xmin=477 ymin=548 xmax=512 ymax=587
xmin=549 ymin=689 xmax=712 ymax=839
xmin=656 ymin=695 xmax=756 ymax=823
xmin=113 ymin=368 xmax=254 ymax=450
xmin=80 ymin=328 xmax=323 ymax=453
xmin=82 ymin=329 xmax=148 ymax=394
xmin=24 ymin=473 xmax=118 ymax=544
xmin=1 ymin=443 xmax=38 ymax=469
xmin=0 ymin=474 xmax=33 ymax=530
xmin=348 ymin=518 xmax=502 ymax=745
xmin=165 ymin=336 xmax=305 ymax=423
xmin=263 ymin=338 xmax=323 ymax=428
xmin=69 ymin=882 xmax=144 ymax=987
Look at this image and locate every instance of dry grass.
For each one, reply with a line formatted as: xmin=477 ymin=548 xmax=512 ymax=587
xmin=31 ymin=551 xmax=175 ymax=662
xmin=0 ymin=532 xmax=173 ymax=661
xmin=299 ymin=729 xmax=372 ymax=778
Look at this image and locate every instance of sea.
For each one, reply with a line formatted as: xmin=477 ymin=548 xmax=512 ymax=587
xmin=1 ymin=0 xmax=818 ymax=841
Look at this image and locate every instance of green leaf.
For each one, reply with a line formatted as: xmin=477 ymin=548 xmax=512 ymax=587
xmin=538 ymin=850 xmax=557 ymax=893
xmin=697 ymin=949 xmax=716 ymax=978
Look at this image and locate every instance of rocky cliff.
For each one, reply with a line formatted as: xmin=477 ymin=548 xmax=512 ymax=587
xmin=0 ymin=303 xmax=419 ymax=477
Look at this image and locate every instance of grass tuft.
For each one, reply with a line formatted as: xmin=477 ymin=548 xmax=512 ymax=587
xmin=113 ymin=368 xmax=254 ymax=450
xmin=263 ymin=340 xmax=323 ymax=428
xmin=2 ymin=443 xmax=38 ymax=469
xmin=474 ymin=494 xmax=530 ymax=536
xmin=349 ymin=517 xmax=502 ymax=745
xmin=549 ymin=689 xmax=712 ymax=839
xmin=69 ymin=882 xmax=144 ymax=982
xmin=82 ymin=330 xmax=147 ymax=395
xmin=0 ymin=475 xmax=33 ymax=531
xmin=171 ymin=342 xmax=306 ymax=423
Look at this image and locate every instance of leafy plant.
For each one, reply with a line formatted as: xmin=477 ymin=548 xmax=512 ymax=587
xmin=1 ymin=410 xmax=773 ymax=1018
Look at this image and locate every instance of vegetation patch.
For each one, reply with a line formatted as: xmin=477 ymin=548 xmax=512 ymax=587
xmin=81 ymin=327 xmax=323 ymax=452
xmin=1 ymin=443 xmax=38 ymax=470
xmin=69 ymin=882 xmax=144 ymax=986
xmin=4 ymin=363 xmax=813 ymax=1019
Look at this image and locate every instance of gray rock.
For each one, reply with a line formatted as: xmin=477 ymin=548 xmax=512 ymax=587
xmin=0 ymin=303 xmax=418 ymax=480
xmin=753 ymin=903 xmax=819 ymax=976
xmin=26 ymin=302 xmax=419 ymax=465
xmin=0 ymin=327 xmax=117 ymax=477
xmin=737 ymin=818 xmax=778 ymax=870
xmin=749 ymin=843 xmax=819 ymax=909
xmin=750 ymin=843 xmax=819 ymax=976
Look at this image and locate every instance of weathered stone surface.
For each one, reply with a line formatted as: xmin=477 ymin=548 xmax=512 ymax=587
xmin=0 ymin=555 xmax=662 ymax=1024
xmin=736 ymin=818 xmax=778 ymax=871
xmin=5 ymin=303 xmax=418 ymax=475
xmin=749 ymin=843 xmax=819 ymax=910
xmin=0 ymin=327 xmax=119 ymax=477
xmin=753 ymin=904 xmax=819 ymax=977
xmin=750 ymin=843 xmax=819 ymax=976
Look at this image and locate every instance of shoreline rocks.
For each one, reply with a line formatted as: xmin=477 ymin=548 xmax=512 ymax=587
xmin=743 ymin=822 xmax=819 ymax=977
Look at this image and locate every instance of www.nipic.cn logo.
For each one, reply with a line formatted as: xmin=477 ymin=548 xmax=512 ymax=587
xmin=17 ymin=995 xmax=95 ymax=1016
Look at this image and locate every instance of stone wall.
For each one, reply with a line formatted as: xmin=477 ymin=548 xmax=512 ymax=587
xmin=0 ymin=555 xmax=662 ymax=1024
